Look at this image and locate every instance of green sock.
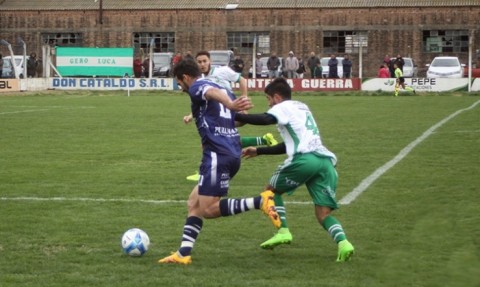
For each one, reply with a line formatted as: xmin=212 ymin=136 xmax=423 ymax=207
xmin=322 ymin=215 xmax=346 ymax=243
xmin=274 ymin=194 xmax=288 ymax=228
xmin=405 ymin=86 xmax=414 ymax=92
xmin=241 ymin=136 xmax=265 ymax=148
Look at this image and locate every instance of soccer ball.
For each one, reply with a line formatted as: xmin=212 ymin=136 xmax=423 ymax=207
xmin=121 ymin=228 xmax=150 ymax=256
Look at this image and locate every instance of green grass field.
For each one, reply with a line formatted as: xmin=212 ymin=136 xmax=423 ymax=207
xmin=1 ymin=90 xmax=479 ymax=287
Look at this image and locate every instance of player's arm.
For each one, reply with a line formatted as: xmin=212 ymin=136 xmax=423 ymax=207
xmin=242 ymin=142 xmax=286 ymax=159
xmin=204 ymin=87 xmax=252 ymax=112
xmin=237 ymin=76 xmax=248 ymax=98
xmin=234 ymin=112 xmax=277 ymax=125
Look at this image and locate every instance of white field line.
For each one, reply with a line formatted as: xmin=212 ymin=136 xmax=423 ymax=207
xmin=0 ymin=106 xmax=95 ymax=115
xmin=339 ymin=99 xmax=480 ymax=205
xmin=0 ymin=196 xmax=312 ymax=205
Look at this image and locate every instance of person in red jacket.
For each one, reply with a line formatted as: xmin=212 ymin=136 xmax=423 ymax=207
xmin=133 ymin=56 xmax=143 ymax=78
xmin=378 ymin=63 xmax=390 ymax=78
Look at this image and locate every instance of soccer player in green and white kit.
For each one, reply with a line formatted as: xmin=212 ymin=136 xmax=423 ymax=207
xmin=236 ymin=77 xmax=355 ymax=262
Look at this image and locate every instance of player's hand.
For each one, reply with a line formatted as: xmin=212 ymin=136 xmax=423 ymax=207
xmin=232 ymin=96 xmax=253 ymax=112
xmin=183 ymin=113 xmax=193 ymax=124
xmin=242 ymin=147 xmax=258 ymax=159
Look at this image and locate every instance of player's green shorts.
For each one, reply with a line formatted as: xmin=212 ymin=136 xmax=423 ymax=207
xmin=270 ymin=153 xmax=339 ymax=209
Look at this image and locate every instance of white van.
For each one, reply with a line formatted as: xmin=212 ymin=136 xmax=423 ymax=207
xmin=3 ymin=55 xmax=28 ymax=78
xmin=209 ymin=50 xmax=234 ymax=68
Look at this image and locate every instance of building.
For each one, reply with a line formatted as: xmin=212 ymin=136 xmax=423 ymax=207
xmin=1 ymin=0 xmax=479 ymax=77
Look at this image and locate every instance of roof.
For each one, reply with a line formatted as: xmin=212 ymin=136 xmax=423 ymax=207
xmin=1 ymin=0 xmax=479 ymax=10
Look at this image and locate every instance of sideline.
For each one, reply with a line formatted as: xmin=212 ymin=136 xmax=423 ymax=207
xmin=339 ymin=99 xmax=480 ymax=205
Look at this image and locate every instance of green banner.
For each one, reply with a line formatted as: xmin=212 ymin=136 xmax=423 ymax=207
xmin=56 ymin=47 xmax=133 ymax=77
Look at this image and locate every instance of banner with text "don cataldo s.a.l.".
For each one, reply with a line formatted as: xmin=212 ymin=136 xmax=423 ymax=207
xmin=56 ymin=47 xmax=133 ymax=77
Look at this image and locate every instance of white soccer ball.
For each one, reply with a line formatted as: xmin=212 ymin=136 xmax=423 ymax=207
xmin=121 ymin=228 xmax=150 ymax=256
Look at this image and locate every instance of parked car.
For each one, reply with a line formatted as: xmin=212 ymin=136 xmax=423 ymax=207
xmin=152 ymin=52 xmax=173 ymax=77
xmin=426 ymin=56 xmax=464 ymax=78
xmin=3 ymin=55 xmax=27 ymax=78
xmin=1 ymin=57 xmax=15 ymax=78
xmin=320 ymin=56 xmax=344 ymax=78
xmin=209 ymin=50 xmax=234 ymax=68
xmin=391 ymin=57 xmax=417 ymax=77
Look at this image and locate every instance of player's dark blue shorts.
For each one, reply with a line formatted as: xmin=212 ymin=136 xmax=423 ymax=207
xmin=198 ymin=150 xmax=240 ymax=197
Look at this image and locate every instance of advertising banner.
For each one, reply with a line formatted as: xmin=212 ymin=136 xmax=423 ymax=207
xmin=0 ymin=79 xmax=20 ymax=92
xmin=50 ymin=77 xmax=178 ymax=90
xmin=56 ymin=47 xmax=133 ymax=77
xmin=232 ymin=78 xmax=361 ymax=91
xmin=362 ymin=78 xmax=470 ymax=92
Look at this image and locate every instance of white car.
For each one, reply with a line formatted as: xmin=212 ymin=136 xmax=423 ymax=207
xmin=209 ymin=50 xmax=234 ymax=68
xmin=426 ymin=56 xmax=464 ymax=78
xmin=3 ymin=55 xmax=28 ymax=78
xmin=321 ymin=57 xmax=344 ymax=78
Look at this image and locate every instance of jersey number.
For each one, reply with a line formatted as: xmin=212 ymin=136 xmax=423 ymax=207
xmin=305 ymin=114 xmax=319 ymax=135
xmin=219 ymin=102 xmax=232 ymax=119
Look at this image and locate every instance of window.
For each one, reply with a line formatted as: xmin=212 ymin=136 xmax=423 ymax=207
xmin=227 ymin=32 xmax=270 ymax=54
xmin=323 ymin=31 xmax=368 ymax=54
xmin=133 ymin=32 xmax=175 ymax=53
xmin=42 ymin=33 xmax=83 ymax=47
xmin=423 ymin=30 xmax=469 ymax=53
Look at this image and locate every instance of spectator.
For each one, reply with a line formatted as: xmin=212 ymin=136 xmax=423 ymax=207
xmin=313 ymin=62 xmax=323 ymax=78
xmin=296 ymin=57 xmax=306 ymax=78
xmin=36 ymin=57 xmax=43 ymax=77
xmin=184 ymin=50 xmax=194 ymax=60
xmin=27 ymin=52 xmax=38 ymax=78
xmin=393 ymin=54 xmax=405 ymax=72
xmin=383 ymin=54 xmax=391 ymax=65
xmin=328 ymin=54 xmax=339 ymax=78
xmin=267 ymin=52 xmax=281 ymax=78
xmin=378 ymin=63 xmax=390 ymax=78
xmin=342 ymin=54 xmax=352 ymax=78
xmin=384 ymin=54 xmax=394 ymax=77
xmin=232 ymin=55 xmax=245 ymax=74
xmin=255 ymin=52 xmax=262 ymax=78
xmin=306 ymin=51 xmax=320 ymax=79
xmin=284 ymin=51 xmax=299 ymax=78
xmin=142 ymin=57 xmax=154 ymax=78
xmin=133 ymin=56 xmax=143 ymax=78
xmin=172 ymin=52 xmax=182 ymax=66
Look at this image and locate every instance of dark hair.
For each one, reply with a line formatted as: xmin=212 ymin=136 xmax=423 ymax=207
xmin=173 ymin=58 xmax=202 ymax=79
xmin=195 ymin=50 xmax=210 ymax=59
xmin=264 ymin=78 xmax=291 ymax=100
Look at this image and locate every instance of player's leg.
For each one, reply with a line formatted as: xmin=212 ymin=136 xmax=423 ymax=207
xmin=260 ymin=155 xmax=320 ymax=249
xmin=402 ymin=83 xmax=415 ymax=93
xmin=260 ymin=191 xmax=292 ymax=249
xmin=308 ymin=156 xmax=354 ymax=262
xmin=241 ymin=133 xmax=278 ymax=147
xmin=159 ymin=186 xmax=202 ymax=265
xmin=394 ymin=80 xmax=400 ymax=96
